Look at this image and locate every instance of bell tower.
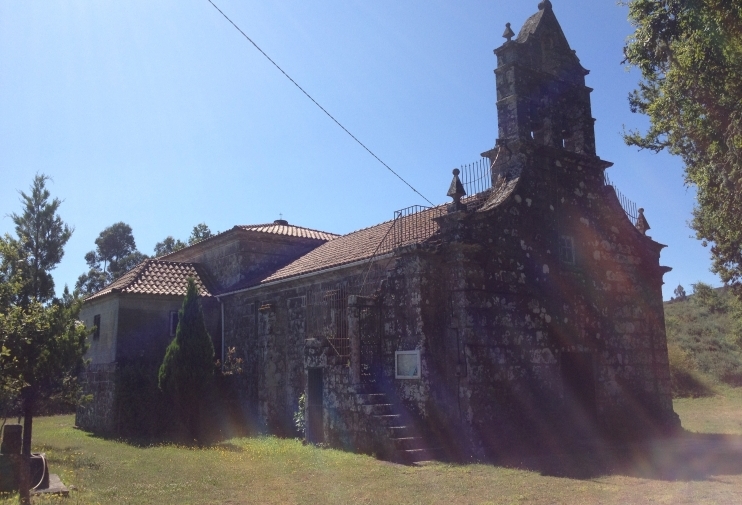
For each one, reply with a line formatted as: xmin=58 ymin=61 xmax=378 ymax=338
xmin=492 ymin=1 xmax=596 ymax=155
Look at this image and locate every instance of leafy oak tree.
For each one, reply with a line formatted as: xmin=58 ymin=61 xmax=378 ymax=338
xmin=623 ymin=0 xmax=742 ymax=294
xmin=188 ymin=223 xmax=213 ymax=245
xmin=158 ymin=278 xmax=214 ymax=443
xmin=153 ymin=236 xmax=186 ymax=257
xmin=153 ymin=224 xmax=213 ymax=258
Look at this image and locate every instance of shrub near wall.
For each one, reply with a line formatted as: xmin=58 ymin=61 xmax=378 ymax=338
xmin=113 ymin=359 xmax=251 ymax=442
xmin=114 ymin=359 xmax=172 ymax=439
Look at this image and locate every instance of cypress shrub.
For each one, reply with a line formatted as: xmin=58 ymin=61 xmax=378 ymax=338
xmin=158 ymin=278 xmax=214 ymax=443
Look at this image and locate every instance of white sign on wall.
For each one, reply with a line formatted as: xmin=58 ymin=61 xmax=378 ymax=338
xmin=395 ymin=350 xmax=421 ymax=379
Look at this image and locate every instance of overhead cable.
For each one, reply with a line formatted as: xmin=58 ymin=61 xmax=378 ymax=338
xmin=206 ymin=0 xmax=434 ymax=206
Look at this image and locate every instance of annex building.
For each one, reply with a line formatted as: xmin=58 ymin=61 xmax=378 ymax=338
xmin=77 ymin=1 xmax=680 ymax=462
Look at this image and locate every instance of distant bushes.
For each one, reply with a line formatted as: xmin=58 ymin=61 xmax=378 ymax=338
xmin=666 ymin=344 xmax=715 ymax=397
xmin=665 ymin=284 xmax=742 ymax=396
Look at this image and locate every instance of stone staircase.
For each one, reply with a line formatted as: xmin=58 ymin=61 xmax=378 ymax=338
xmin=355 ymin=385 xmax=441 ymax=464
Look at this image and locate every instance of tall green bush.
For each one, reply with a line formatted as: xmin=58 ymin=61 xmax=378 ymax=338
xmin=158 ymin=278 xmax=214 ymax=443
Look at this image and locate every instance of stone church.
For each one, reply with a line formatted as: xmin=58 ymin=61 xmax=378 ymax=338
xmin=77 ymin=1 xmax=679 ymax=462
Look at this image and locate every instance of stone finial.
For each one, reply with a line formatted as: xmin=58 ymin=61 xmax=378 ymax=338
xmin=447 ymin=168 xmax=467 ymax=212
xmin=635 ymin=208 xmax=651 ymax=236
xmin=538 ymin=0 xmax=553 ymax=10
xmin=503 ymin=23 xmax=515 ymax=42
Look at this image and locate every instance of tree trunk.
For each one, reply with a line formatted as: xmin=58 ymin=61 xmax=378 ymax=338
xmin=18 ymin=394 xmax=34 ymax=505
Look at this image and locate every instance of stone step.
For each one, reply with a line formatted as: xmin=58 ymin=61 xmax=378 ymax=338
xmin=354 ymin=383 xmax=381 ymax=395
xmin=372 ymin=414 xmax=402 ymax=426
xmin=356 ymin=393 xmax=388 ymax=405
xmin=361 ymin=403 xmax=394 ymax=416
xmin=396 ymin=447 xmax=443 ymax=464
xmin=391 ymin=436 xmax=427 ymax=451
xmin=387 ymin=425 xmax=412 ymax=438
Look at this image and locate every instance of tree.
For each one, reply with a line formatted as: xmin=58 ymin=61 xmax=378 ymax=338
xmin=76 ymin=222 xmax=147 ymax=294
xmin=0 ymin=296 xmax=88 ymax=503
xmin=9 ymin=175 xmax=73 ymax=304
xmin=1 ymin=175 xmax=87 ymax=504
xmin=158 ymin=278 xmax=214 ymax=442
xmin=188 ymin=223 xmax=213 ymax=245
xmin=692 ymin=281 xmax=725 ymax=312
xmin=674 ymin=284 xmax=687 ymax=301
xmin=154 ymin=236 xmax=186 ymax=257
xmin=153 ymin=223 xmax=213 ymax=258
xmin=622 ymin=0 xmax=742 ymax=295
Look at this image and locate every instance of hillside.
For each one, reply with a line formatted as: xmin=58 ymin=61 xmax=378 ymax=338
xmin=664 ymin=283 xmax=742 ymax=397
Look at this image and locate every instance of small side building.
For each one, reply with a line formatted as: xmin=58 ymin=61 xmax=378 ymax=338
xmin=76 ymin=223 xmax=337 ymax=433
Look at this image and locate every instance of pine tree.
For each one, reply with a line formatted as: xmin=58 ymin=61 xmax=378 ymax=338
xmin=10 ymin=174 xmax=72 ymax=304
xmin=158 ymin=278 xmax=214 ymax=442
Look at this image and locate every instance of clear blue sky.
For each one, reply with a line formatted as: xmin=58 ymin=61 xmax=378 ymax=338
xmin=0 ymin=0 xmax=721 ymax=300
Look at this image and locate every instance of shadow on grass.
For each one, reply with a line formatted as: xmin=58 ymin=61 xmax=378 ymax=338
xmin=34 ymin=443 xmax=102 ymax=470
xmin=77 ymin=424 xmax=253 ymax=451
xmin=498 ymin=429 xmax=742 ymax=481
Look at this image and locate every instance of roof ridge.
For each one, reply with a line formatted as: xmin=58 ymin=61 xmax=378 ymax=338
xmin=238 ymin=223 xmax=340 ymax=237
xmin=147 ymin=258 xmax=199 ymax=266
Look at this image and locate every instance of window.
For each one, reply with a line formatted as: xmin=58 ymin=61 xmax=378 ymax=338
xmin=395 ymin=350 xmax=421 ymax=380
xmin=170 ymin=311 xmax=179 ymax=336
xmin=559 ymin=235 xmax=575 ymax=265
xmin=93 ymin=314 xmax=101 ymax=340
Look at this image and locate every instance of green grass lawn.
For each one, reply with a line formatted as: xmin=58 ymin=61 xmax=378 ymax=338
xmin=3 ymin=391 xmax=742 ymax=505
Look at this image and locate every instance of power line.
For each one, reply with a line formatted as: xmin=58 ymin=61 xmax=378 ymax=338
xmin=206 ymin=0 xmax=434 ymax=206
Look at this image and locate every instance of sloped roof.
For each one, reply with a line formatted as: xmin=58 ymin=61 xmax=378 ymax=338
xmin=236 ymin=223 xmax=338 ymax=242
xmin=517 ymin=4 xmax=548 ymax=42
xmin=158 ymin=221 xmax=338 ymax=262
xmin=85 ymin=259 xmax=215 ymax=301
xmin=260 ymin=206 xmax=448 ymax=285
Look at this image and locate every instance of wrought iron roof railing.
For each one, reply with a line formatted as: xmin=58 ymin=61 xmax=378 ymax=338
xmin=459 ymin=157 xmax=493 ymax=196
xmin=604 ymin=173 xmax=638 ymax=225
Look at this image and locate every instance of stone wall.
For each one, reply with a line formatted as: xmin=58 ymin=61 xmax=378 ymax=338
xmin=411 ymin=140 xmax=679 ymax=459
xmin=220 ymin=264 xmax=396 ymax=438
xmin=76 ymin=362 xmax=117 ymax=433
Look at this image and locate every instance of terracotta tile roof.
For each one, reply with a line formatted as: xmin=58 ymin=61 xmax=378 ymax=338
xmin=85 ymin=259 xmax=215 ymax=301
xmin=236 ymin=223 xmax=338 ymax=242
xmin=158 ymin=221 xmax=338 ymax=261
xmin=260 ymin=206 xmax=448 ymax=284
